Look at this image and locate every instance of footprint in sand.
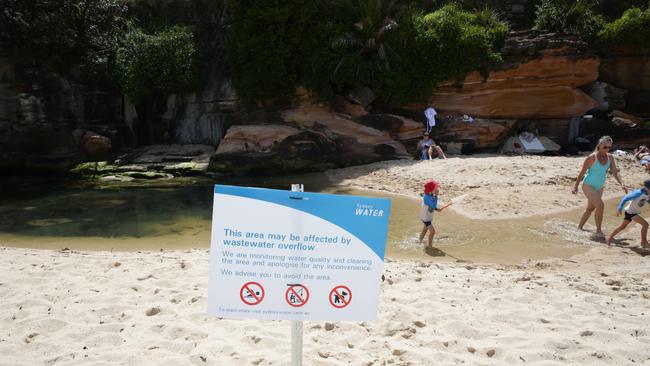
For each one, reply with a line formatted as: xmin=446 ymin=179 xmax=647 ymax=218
xmin=543 ymin=219 xmax=607 ymax=246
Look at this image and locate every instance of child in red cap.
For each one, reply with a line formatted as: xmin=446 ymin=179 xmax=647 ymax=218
xmin=419 ymin=180 xmax=441 ymax=248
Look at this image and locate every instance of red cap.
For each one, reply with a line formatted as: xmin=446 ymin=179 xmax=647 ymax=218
xmin=424 ymin=180 xmax=439 ymax=193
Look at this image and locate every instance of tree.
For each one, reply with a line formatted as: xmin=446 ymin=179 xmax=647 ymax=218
xmin=113 ymin=24 xmax=196 ymax=144
xmin=332 ymin=0 xmax=399 ymax=89
xmin=0 ymin=0 xmax=126 ymax=71
xmin=224 ymin=0 xmax=340 ymax=105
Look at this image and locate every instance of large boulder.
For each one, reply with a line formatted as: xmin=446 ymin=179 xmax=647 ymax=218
xmin=354 ymin=113 xmax=517 ymax=154
xmin=433 ymin=118 xmax=517 ymax=150
xmin=408 ymin=32 xmax=600 ymax=119
xmin=345 ymin=86 xmax=377 ymax=107
xmin=281 ymin=105 xmax=410 ymax=166
xmin=209 ymin=106 xmax=412 ymax=175
xmin=209 ymin=124 xmax=339 ymax=175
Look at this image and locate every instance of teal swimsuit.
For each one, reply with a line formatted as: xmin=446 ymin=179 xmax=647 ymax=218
xmin=583 ymin=156 xmax=610 ymax=191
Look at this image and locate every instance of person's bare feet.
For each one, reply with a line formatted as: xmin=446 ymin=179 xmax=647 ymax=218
xmin=606 ymin=235 xmax=613 ymax=246
xmin=641 ymin=242 xmax=650 ymax=248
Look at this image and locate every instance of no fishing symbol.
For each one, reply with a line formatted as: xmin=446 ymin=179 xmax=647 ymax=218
xmin=285 ymin=284 xmax=309 ymax=307
xmin=240 ymin=281 xmax=264 ymax=306
xmin=329 ymin=285 xmax=352 ymax=308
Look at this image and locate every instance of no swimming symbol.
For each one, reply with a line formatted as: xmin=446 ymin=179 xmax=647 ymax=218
xmin=285 ymin=284 xmax=309 ymax=307
xmin=329 ymin=285 xmax=352 ymax=308
xmin=240 ymin=281 xmax=264 ymax=306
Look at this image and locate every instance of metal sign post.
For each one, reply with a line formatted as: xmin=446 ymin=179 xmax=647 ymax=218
xmin=290 ymin=183 xmax=304 ymax=366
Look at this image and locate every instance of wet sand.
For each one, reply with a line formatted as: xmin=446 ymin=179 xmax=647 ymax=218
xmin=1 ymin=186 xmax=589 ymax=265
xmin=326 ymin=154 xmax=649 ymax=220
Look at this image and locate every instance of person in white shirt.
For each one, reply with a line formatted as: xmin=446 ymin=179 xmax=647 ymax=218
xmin=424 ymin=107 xmax=437 ymax=134
xmin=607 ymin=179 xmax=650 ymax=247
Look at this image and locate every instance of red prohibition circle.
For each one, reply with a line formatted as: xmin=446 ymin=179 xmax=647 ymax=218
xmin=285 ymin=285 xmax=310 ymax=307
xmin=239 ymin=281 xmax=264 ymax=306
xmin=329 ymin=285 xmax=352 ymax=308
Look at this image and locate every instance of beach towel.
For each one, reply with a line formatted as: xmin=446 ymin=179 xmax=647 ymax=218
xmin=519 ymin=133 xmax=545 ymax=151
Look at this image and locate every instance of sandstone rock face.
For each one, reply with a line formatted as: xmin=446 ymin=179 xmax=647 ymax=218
xmin=600 ymin=55 xmax=650 ymax=92
xmin=209 ymin=105 xmax=411 ymax=175
xmin=415 ymin=32 xmax=600 ymax=119
xmin=282 ymin=105 xmax=409 ymax=166
xmin=210 ymin=124 xmax=338 ymax=175
xmin=600 ymin=55 xmax=650 ymax=115
xmin=0 ymin=59 xmax=122 ymax=172
xmin=585 ymin=82 xmax=627 ymax=111
xmin=434 ymin=118 xmax=517 ymax=150
xmin=356 ymin=113 xmax=518 ymax=155
xmin=430 ymin=86 xmax=596 ymax=119
xmin=355 ymin=113 xmax=424 ymax=156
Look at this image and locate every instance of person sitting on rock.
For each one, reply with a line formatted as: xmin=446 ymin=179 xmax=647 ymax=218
xmin=417 ymin=132 xmax=434 ymax=160
xmin=634 ymin=145 xmax=650 ymax=173
xmin=428 ymin=143 xmax=447 ymax=160
xmin=417 ymin=132 xmax=447 ymax=160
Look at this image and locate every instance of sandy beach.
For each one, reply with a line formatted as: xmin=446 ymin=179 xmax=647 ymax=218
xmin=2 ymin=155 xmax=650 ymax=365
xmin=1 ymin=246 xmax=649 ymax=365
xmin=327 ymin=154 xmax=649 ymax=220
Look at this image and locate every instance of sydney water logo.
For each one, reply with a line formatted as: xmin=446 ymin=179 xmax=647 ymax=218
xmin=354 ymin=203 xmax=384 ymax=217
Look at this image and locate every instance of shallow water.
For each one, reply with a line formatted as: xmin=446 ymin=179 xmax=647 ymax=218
xmin=2 ymin=174 xmax=636 ymax=264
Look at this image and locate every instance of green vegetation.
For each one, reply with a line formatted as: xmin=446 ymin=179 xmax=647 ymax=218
xmin=598 ymin=6 xmax=650 ymax=47
xmin=225 ymin=1 xmax=508 ymax=106
xmin=533 ymin=0 xmax=606 ymax=41
xmin=376 ymin=3 xmax=508 ymax=104
xmin=113 ymin=24 xmax=196 ymax=144
xmin=113 ymin=24 xmax=196 ymax=103
xmin=0 ymin=0 xmax=126 ymax=70
xmin=4 ymin=0 xmax=649 ymax=110
xmin=330 ymin=0 xmax=399 ymax=92
xmin=224 ymin=0 xmax=340 ymax=105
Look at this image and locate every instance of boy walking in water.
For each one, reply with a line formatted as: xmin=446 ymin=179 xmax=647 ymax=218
xmin=607 ymin=179 xmax=650 ymax=247
xmin=419 ymin=180 xmax=441 ymax=248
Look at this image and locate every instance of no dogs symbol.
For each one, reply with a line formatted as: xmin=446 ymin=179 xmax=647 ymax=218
xmin=285 ymin=284 xmax=309 ymax=307
xmin=329 ymin=285 xmax=352 ymax=308
xmin=240 ymin=281 xmax=264 ymax=306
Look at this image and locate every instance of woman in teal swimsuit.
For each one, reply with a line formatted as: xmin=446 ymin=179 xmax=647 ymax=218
xmin=572 ymin=136 xmax=627 ymax=235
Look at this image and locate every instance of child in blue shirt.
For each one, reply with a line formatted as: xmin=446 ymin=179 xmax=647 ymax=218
xmin=419 ymin=180 xmax=442 ymax=248
xmin=607 ymin=179 xmax=650 ymax=247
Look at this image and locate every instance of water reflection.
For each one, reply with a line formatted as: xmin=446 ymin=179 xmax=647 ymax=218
xmin=0 ymin=174 xmax=598 ymax=264
xmin=0 ymin=186 xmax=213 ymax=238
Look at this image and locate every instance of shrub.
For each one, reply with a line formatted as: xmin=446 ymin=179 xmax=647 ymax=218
xmin=224 ymin=0 xmax=341 ymax=105
xmin=381 ymin=4 xmax=508 ymax=104
xmin=113 ymin=24 xmax=196 ymax=103
xmin=598 ymin=7 xmax=650 ymax=47
xmin=533 ymin=0 xmax=606 ymax=41
xmin=0 ymin=0 xmax=126 ymax=70
xmin=330 ymin=0 xmax=399 ymax=92
xmin=223 ymin=1 xmax=507 ymax=106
